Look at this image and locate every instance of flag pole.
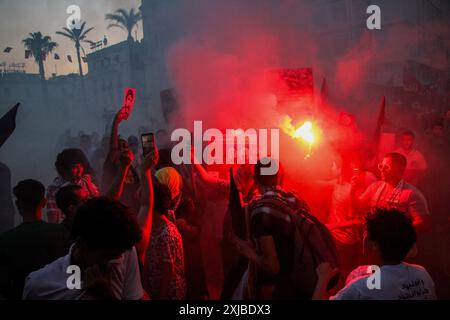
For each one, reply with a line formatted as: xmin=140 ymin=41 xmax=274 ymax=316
xmin=372 ymin=96 xmax=386 ymax=164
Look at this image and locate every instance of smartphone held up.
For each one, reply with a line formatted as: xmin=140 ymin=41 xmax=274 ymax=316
xmin=141 ymin=133 xmax=156 ymax=156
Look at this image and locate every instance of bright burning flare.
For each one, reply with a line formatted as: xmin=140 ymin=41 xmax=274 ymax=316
xmin=280 ymin=116 xmax=318 ymax=159
xmin=294 ymin=121 xmax=314 ymax=144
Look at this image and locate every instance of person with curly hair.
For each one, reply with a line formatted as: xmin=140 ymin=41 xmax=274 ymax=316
xmin=46 ymin=148 xmax=99 ymax=224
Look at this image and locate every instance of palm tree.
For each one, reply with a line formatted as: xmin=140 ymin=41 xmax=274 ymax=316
xmin=105 ymin=8 xmax=142 ymax=42
xmin=22 ymin=32 xmax=58 ymax=81
xmin=56 ymin=22 xmax=94 ymax=76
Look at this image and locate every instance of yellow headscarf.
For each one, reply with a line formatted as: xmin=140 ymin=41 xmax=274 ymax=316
xmin=155 ymin=167 xmax=183 ymax=201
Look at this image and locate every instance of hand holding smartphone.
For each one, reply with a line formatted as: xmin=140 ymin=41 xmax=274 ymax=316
xmin=141 ymin=133 xmax=155 ymax=156
xmin=141 ymin=133 xmax=159 ymax=171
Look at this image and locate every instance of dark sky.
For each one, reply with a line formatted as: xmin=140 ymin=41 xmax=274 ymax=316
xmin=0 ymin=0 xmax=141 ymax=76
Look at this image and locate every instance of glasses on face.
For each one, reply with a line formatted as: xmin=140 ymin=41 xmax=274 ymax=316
xmin=378 ymin=163 xmax=391 ymax=172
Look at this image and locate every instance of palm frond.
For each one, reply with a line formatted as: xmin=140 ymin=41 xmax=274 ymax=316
xmin=45 ymin=42 xmax=58 ymax=53
xmin=107 ymin=23 xmax=127 ymax=31
xmin=80 ymin=27 xmax=94 ymax=39
xmin=62 ymin=27 xmax=75 ymax=35
xmin=105 ymin=8 xmax=142 ymax=40
xmin=116 ymin=8 xmax=131 ymax=19
xmin=57 ymin=21 xmax=93 ymax=44
xmin=56 ymin=30 xmax=75 ymax=41
xmin=105 ymin=13 xmax=127 ymax=26
xmin=22 ymin=31 xmax=58 ymax=63
xmin=79 ymin=22 xmax=87 ymax=33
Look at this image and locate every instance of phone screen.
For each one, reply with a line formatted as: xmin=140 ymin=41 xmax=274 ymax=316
xmin=141 ymin=133 xmax=155 ymax=156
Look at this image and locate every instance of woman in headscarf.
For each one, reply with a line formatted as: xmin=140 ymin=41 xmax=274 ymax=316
xmin=159 ymin=167 xmax=210 ymax=299
xmin=142 ymin=167 xmax=186 ymax=300
xmin=153 ymin=167 xmax=208 ymax=299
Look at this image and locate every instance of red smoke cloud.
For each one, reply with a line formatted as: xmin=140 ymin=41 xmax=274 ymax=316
xmin=164 ymin=0 xmax=448 ymax=217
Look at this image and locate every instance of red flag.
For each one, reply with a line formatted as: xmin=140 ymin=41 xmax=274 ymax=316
xmin=0 ymin=103 xmax=20 ymax=149
xmin=373 ymin=96 xmax=386 ymax=147
xmin=319 ymin=77 xmax=328 ymax=107
xmin=229 ymin=168 xmax=245 ymax=240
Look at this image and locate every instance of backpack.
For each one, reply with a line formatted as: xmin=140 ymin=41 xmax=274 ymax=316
xmin=250 ymin=189 xmax=340 ymax=298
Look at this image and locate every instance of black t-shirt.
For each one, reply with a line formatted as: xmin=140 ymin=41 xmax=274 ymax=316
xmin=0 ymin=221 xmax=67 ymax=300
xmin=251 ymin=206 xmax=294 ymax=286
xmin=249 ymin=188 xmax=310 ymax=288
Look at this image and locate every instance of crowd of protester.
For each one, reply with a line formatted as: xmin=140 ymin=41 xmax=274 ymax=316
xmin=0 ymin=107 xmax=449 ymax=300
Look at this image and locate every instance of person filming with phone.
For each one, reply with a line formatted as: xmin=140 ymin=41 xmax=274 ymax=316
xmin=102 ymin=108 xmax=141 ymax=212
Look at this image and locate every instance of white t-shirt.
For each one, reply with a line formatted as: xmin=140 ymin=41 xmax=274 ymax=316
xmin=23 ymin=246 xmax=143 ymax=300
xmin=329 ymin=172 xmax=377 ymax=244
xmin=331 ymin=263 xmax=436 ymax=300
xmin=395 ymin=148 xmax=428 ymax=184
xmin=395 ymin=148 xmax=428 ymax=171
